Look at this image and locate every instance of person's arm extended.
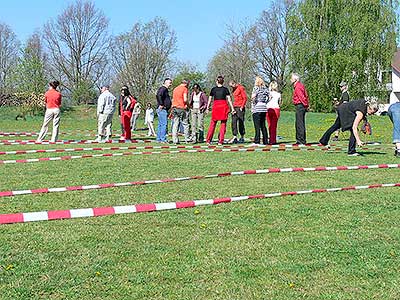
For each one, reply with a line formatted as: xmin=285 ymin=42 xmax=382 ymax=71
xmin=352 ymin=111 xmax=365 ymax=146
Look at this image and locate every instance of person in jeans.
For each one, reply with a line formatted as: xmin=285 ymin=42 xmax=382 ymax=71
xmin=267 ymin=80 xmax=282 ymax=144
xmin=145 ymin=103 xmax=156 ymax=137
xmin=319 ymin=98 xmax=378 ymax=156
xmin=119 ymin=86 xmax=137 ymax=140
xmin=206 ymin=75 xmax=235 ymax=145
xmin=156 ymin=78 xmax=172 ymax=143
xmin=388 ymin=94 xmax=400 ymax=157
xmin=250 ymin=76 xmax=269 ymax=146
xmin=37 ymin=80 xmax=62 ymax=142
xmin=291 ymin=73 xmax=309 ymax=145
xmin=171 ymin=79 xmax=191 ymax=144
xmin=96 ymin=84 xmax=116 ymax=142
xmin=190 ymin=83 xmax=208 ymax=143
xmin=228 ymin=80 xmax=247 ymax=143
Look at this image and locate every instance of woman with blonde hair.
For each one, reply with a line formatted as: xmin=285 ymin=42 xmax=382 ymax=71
xmin=250 ymin=76 xmax=269 ymax=146
xmin=267 ymin=80 xmax=282 ymax=144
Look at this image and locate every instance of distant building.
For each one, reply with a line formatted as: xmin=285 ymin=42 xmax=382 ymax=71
xmin=390 ymin=48 xmax=400 ymax=104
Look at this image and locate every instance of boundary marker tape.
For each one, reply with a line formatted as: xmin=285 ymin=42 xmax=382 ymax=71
xmin=1 ymin=163 xmax=398 ymax=197
xmin=1 ymin=182 xmax=399 ymax=224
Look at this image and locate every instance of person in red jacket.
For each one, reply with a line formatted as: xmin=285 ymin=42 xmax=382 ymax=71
xmin=37 ymin=80 xmax=62 ymax=143
xmin=119 ymin=86 xmax=137 ymax=140
xmin=228 ymin=80 xmax=247 ymax=143
xmin=291 ymin=73 xmax=309 ymax=145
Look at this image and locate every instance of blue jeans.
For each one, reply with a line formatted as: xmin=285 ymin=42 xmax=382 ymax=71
xmin=156 ymin=108 xmax=168 ymax=142
xmin=388 ymin=102 xmax=400 ymax=143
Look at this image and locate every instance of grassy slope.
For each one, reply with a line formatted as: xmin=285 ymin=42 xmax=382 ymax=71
xmin=0 ymin=107 xmax=399 ymax=300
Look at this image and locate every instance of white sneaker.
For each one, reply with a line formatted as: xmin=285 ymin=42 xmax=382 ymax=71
xmin=348 ymin=152 xmax=361 ymax=156
xmin=248 ymin=143 xmax=261 ymax=147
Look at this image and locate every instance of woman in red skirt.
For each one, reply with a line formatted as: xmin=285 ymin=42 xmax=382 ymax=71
xmin=206 ymin=76 xmax=235 ymax=145
xmin=119 ymin=86 xmax=137 ymax=140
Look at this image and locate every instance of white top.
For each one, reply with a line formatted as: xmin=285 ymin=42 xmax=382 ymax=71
xmin=133 ymin=103 xmax=142 ymax=115
xmin=390 ymin=92 xmax=400 ymax=105
xmin=267 ymin=91 xmax=281 ymax=109
xmin=97 ymin=90 xmax=116 ymax=115
xmin=192 ymin=93 xmax=201 ymax=109
xmin=145 ymin=108 xmax=154 ymax=123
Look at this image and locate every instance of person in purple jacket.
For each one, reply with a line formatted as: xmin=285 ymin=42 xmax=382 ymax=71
xmin=190 ymin=83 xmax=208 ymax=143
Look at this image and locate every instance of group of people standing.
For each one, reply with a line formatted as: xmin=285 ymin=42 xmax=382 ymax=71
xmin=34 ymin=74 xmax=400 ymax=158
xmin=155 ymin=75 xmax=284 ymax=146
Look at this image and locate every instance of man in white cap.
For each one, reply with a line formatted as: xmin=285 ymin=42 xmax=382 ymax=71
xmin=96 ymin=84 xmax=117 ymax=142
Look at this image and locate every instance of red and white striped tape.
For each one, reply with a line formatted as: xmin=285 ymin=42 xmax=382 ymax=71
xmin=1 ymin=163 xmax=398 ymax=198
xmin=0 ymin=139 xmax=153 ymax=146
xmin=0 ymin=143 xmax=346 ymax=156
xmin=0 ymin=145 xmax=387 ymax=165
xmin=0 ymin=144 xmax=236 ymax=155
xmin=0 ymin=146 xmax=342 ymax=165
xmin=1 ymin=182 xmax=399 ymax=225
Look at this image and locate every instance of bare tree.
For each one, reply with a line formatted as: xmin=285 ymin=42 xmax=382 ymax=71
xmin=43 ymin=0 xmax=110 ymax=102
xmin=0 ymin=22 xmax=20 ymax=92
xmin=250 ymin=0 xmax=294 ymax=89
xmin=207 ymin=22 xmax=256 ymax=90
xmin=111 ymin=17 xmax=177 ymax=102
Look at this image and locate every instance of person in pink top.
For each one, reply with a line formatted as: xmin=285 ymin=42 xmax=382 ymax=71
xmin=37 ymin=80 xmax=62 ymax=142
xmin=267 ymin=81 xmax=282 ymax=144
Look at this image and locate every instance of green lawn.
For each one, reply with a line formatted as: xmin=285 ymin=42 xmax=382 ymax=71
xmin=0 ymin=106 xmax=399 ymax=300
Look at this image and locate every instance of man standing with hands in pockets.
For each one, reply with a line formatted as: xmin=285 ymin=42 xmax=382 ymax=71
xmin=96 ymin=84 xmax=116 ymax=143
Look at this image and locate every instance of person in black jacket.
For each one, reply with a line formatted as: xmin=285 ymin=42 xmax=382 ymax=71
xmin=156 ymin=78 xmax=172 ymax=143
xmin=319 ymin=98 xmax=378 ymax=156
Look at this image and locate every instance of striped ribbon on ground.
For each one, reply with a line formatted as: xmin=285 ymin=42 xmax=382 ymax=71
xmin=1 ymin=163 xmax=398 ymax=197
xmin=1 ymin=182 xmax=399 ymax=225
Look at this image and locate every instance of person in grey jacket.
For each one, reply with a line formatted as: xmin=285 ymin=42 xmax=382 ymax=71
xmin=96 ymin=84 xmax=117 ymax=142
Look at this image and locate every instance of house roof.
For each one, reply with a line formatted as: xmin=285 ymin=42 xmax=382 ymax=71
xmin=393 ymin=48 xmax=400 ymax=73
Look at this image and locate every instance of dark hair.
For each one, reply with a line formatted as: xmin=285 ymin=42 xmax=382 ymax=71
xmin=216 ymin=75 xmax=224 ymax=85
xmin=121 ymin=86 xmax=131 ymax=97
xmin=49 ymin=80 xmax=60 ymax=89
xmin=193 ymin=83 xmax=202 ymax=91
xmin=164 ymin=78 xmax=172 ymax=83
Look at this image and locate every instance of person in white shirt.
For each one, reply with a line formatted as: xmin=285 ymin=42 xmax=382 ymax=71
xmin=131 ymin=102 xmax=142 ymax=131
xmin=96 ymin=85 xmax=116 ymax=142
xmin=190 ymin=84 xmax=208 ymax=143
xmin=267 ymin=81 xmax=282 ymax=144
xmin=145 ymin=103 xmax=156 ymax=136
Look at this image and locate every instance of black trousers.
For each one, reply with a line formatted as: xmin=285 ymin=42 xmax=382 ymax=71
xmin=319 ymin=117 xmax=356 ymax=154
xmin=295 ymin=104 xmax=307 ymax=144
xmin=231 ymin=107 xmax=245 ymax=136
xmin=252 ymin=112 xmax=268 ymax=144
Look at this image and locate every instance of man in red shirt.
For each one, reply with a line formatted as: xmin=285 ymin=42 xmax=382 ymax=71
xmin=229 ymin=80 xmax=247 ymax=143
xmin=291 ymin=73 xmax=309 ymax=145
xmin=171 ymin=79 xmax=190 ymax=144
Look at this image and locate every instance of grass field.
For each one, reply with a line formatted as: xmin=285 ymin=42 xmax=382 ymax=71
xmin=0 ymin=106 xmax=399 ymax=300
